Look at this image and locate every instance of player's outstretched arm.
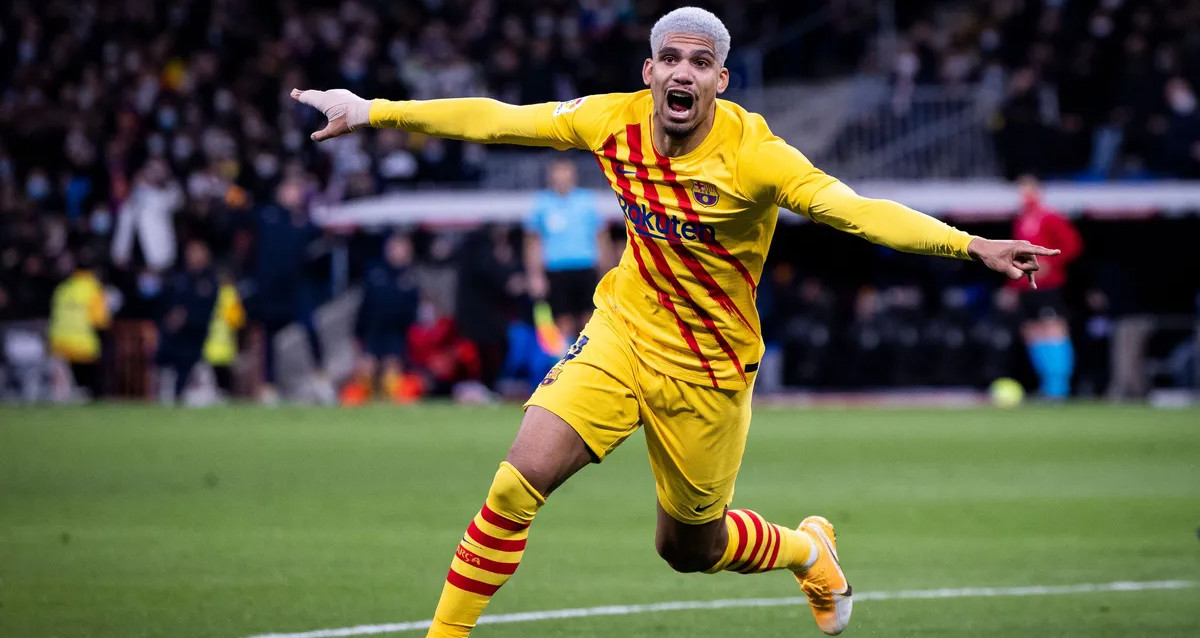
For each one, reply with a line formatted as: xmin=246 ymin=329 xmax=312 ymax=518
xmin=290 ymin=88 xmax=582 ymax=148
xmin=745 ymin=134 xmax=1061 ymax=286
xmin=809 ymin=182 xmax=1060 ymax=287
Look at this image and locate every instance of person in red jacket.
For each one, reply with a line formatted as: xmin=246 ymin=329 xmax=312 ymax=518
xmin=1010 ymin=175 xmax=1084 ymax=398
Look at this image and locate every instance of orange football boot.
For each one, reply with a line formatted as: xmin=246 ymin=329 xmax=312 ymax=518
xmin=794 ymin=515 xmax=853 ymax=635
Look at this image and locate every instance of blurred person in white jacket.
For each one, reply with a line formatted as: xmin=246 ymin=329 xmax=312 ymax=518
xmin=111 ymin=159 xmax=183 ymax=271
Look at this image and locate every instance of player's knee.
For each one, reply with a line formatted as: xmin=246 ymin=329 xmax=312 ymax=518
xmin=485 ymin=462 xmax=545 ymax=522
xmin=655 ymin=537 xmax=723 ymax=573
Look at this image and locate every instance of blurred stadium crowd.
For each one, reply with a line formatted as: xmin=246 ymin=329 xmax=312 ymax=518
xmin=1 ymin=0 xmax=1198 ymax=403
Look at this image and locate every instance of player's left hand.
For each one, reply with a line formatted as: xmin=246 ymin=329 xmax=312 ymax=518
xmin=967 ymin=238 xmax=1060 ymax=289
xmin=290 ymin=88 xmax=371 ymax=141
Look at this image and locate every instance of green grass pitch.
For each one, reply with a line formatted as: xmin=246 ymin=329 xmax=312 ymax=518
xmin=2 ymin=404 xmax=1198 ymax=638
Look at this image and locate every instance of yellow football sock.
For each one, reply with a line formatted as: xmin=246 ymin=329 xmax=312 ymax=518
xmin=426 ymin=462 xmax=545 ymax=638
xmin=704 ymin=509 xmax=818 ymax=574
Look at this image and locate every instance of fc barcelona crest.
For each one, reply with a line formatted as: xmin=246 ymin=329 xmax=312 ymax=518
xmin=540 ymin=335 xmax=589 ymax=386
xmin=540 ymin=364 xmax=563 ymax=386
xmin=692 ymin=180 xmax=719 ymax=207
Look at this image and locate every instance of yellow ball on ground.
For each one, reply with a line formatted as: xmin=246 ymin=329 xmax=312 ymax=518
xmin=989 ymin=378 xmax=1025 ymax=408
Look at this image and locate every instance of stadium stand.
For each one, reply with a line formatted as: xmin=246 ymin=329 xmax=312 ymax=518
xmin=1 ymin=0 xmax=1198 ymax=403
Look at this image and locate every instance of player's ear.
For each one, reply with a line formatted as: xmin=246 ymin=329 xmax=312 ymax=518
xmin=642 ymin=58 xmax=654 ymax=86
xmin=717 ymin=68 xmax=730 ymax=94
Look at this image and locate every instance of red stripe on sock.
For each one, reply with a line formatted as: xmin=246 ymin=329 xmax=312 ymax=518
xmin=446 ymin=567 xmax=501 ymax=596
xmin=743 ymin=523 xmax=778 ymax=573
xmin=727 ymin=510 xmax=750 ymax=569
xmin=479 ymin=504 xmax=529 ymax=532
xmin=762 ymin=525 xmax=784 ymax=571
xmin=456 ymin=543 xmax=520 ymax=576
xmin=736 ymin=510 xmax=766 ymax=569
xmin=466 ymin=521 xmax=526 ymax=553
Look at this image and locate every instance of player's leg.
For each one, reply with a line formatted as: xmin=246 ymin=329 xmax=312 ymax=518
xmin=653 ymin=503 xmax=726 ymax=572
xmin=641 ymin=373 xmax=852 ymax=635
xmin=644 ymin=401 xmax=819 ymax=577
xmin=504 ymin=407 xmax=594 ymax=494
xmin=427 ymin=312 xmax=641 ymax=638
xmin=426 ymin=407 xmax=593 ymax=638
xmin=656 ymin=504 xmax=851 ymax=636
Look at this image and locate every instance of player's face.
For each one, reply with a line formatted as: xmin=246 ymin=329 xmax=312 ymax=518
xmin=643 ymin=33 xmax=729 ymax=139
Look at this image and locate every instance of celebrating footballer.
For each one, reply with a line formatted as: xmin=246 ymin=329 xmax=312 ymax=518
xmin=293 ymin=7 xmax=1059 ymax=637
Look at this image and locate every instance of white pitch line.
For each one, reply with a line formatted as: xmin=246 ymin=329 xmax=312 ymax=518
xmin=242 ymin=579 xmax=1194 ymax=638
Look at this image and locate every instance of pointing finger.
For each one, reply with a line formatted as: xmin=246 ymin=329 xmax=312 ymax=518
xmin=1024 ymin=244 xmax=1061 ymax=257
xmin=1027 ymin=272 xmax=1038 ymax=289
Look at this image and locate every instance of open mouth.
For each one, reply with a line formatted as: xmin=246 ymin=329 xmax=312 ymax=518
xmin=665 ymin=89 xmax=695 ymax=119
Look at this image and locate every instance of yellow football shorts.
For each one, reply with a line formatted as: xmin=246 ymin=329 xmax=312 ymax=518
xmin=525 ymin=307 xmax=753 ymax=524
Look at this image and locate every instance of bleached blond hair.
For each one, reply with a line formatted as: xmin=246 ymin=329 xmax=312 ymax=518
xmin=649 ymin=7 xmax=731 ymax=66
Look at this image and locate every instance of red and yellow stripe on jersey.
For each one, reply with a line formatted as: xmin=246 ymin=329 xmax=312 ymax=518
xmin=371 ymin=91 xmax=976 ymax=389
xmin=594 ymin=119 xmax=765 ymax=389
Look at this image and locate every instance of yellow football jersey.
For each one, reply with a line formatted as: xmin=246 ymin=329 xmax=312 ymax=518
xmin=372 ymin=91 xmax=975 ymax=389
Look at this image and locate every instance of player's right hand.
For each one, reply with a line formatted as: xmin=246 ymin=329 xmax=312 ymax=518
xmin=290 ymin=88 xmax=371 ymax=141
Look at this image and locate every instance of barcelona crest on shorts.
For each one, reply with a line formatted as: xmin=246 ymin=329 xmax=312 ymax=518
xmin=692 ymin=180 xmax=719 ymax=207
xmin=540 ymin=335 xmax=589 ymax=386
xmin=540 ymin=365 xmax=563 ymax=386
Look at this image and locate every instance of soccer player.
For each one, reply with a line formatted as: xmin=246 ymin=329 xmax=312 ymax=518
xmin=1011 ymin=175 xmax=1083 ymax=399
xmin=292 ymin=7 xmax=1058 ymax=636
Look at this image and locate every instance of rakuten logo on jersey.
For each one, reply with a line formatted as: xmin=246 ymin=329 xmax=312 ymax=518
xmin=617 ymin=195 xmax=716 ymax=244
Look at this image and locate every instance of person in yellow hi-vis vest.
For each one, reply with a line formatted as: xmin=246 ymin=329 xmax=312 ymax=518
xmin=203 ymin=275 xmax=245 ymax=397
xmin=48 ymin=260 xmax=110 ymax=399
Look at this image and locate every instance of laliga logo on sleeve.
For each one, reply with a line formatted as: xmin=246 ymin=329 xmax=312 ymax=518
xmin=554 ymin=97 xmax=587 ymax=116
xmin=692 ymin=180 xmax=719 ymax=207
